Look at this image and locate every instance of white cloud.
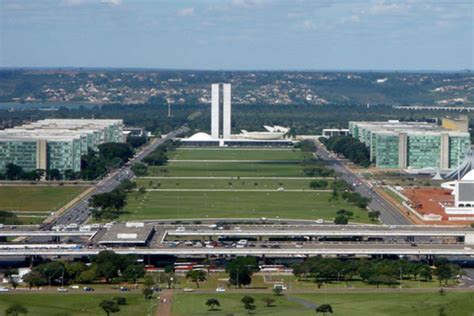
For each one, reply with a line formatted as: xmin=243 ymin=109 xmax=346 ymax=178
xmin=62 ymin=0 xmax=86 ymax=6
xmin=340 ymin=15 xmax=360 ymax=24
xmin=177 ymin=7 xmax=195 ymax=17
xmin=366 ymin=0 xmax=410 ymax=15
xmin=231 ymin=0 xmax=270 ymax=8
xmin=101 ymin=0 xmax=122 ymax=6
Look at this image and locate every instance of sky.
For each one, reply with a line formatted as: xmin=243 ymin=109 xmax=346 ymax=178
xmin=0 ymin=0 xmax=473 ymax=70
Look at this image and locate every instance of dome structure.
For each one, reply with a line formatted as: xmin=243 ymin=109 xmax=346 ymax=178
xmin=188 ymin=132 xmax=214 ymax=141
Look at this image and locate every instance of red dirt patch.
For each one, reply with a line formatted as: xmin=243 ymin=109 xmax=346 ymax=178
xmin=403 ymin=187 xmax=473 ymax=225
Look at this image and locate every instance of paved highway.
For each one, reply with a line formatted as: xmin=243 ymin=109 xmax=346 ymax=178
xmin=1 ymin=243 xmax=473 ymax=257
xmin=314 ymin=139 xmax=411 ymax=225
xmin=48 ymin=127 xmax=188 ymax=227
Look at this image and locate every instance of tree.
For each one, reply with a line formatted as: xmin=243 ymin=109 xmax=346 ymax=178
xmin=5 ymin=163 xmax=23 ymax=180
xmin=316 ymin=304 xmax=333 ymax=315
xmin=241 ymin=296 xmax=256 ymax=314
xmin=186 ymin=270 xmax=207 ymax=288
xmin=98 ymin=143 xmax=134 ymax=164
xmin=334 ymin=214 xmax=348 ymax=225
xmin=99 ymin=300 xmax=120 ymax=316
xmin=227 ymin=257 xmax=258 ymax=288
xmin=262 ymin=297 xmax=276 ymax=307
xmin=438 ymin=306 xmax=447 ymax=316
xmin=205 ymin=298 xmax=221 ymax=311
xmin=5 ymin=304 xmax=28 ymax=316
xmin=143 ymin=287 xmax=153 ymax=299
xmin=419 ymin=265 xmax=432 ymax=281
xmin=23 ymin=271 xmax=46 ymax=289
xmin=436 ymin=264 xmax=454 ymax=286
xmin=47 ymin=168 xmax=62 ymax=181
xmin=143 ymin=275 xmax=156 ymax=288
xmin=112 ymin=296 xmax=127 ymax=306
xmin=368 ymin=211 xmax=381 ymax=221
xmin=131 ymin=163 xmax=148 ymax=176
xmin=309 ymin=180 xmax=328 ymax=189
xmin=273 ymin=287 xmax=283 ymax=296
xmin=123 ymin=263 xmax=145 ymax=284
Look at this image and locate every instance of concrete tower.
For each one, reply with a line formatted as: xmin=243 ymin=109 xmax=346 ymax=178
xmin=210 ymin=83 xmax=232 ymax=139
xmin=223 ymin=83 xmax=232 ymax=138
xmin=211 ymin=83 xmax=220 ymax=138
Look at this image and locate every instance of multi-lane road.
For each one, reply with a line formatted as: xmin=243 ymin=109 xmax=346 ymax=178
xmin=314 ymin=140 xmax=411 ymax=225
xmin=49 ymin=126 xmax=188 ymax=227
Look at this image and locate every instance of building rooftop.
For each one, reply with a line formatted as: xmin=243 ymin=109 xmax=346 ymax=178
xmin=98 ymin=222 xmax=155 ymax=245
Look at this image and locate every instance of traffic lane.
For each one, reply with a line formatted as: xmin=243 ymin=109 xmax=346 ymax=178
xmin=49 ymin=129 xmax=186 ymax=227
xmin=315 ymin=144 xmax=411 ymax=225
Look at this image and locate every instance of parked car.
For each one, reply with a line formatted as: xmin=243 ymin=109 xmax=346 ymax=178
xmin=83 ymin=287 xmax=95 ymax=292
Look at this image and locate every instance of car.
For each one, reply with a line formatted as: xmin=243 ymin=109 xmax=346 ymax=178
xmin=0 ymin=287 xmax=10 ymax=292
xmin=176 ymin=226 xmax=186 ymax=232
xmin=83 ymin=287 xmax=95 ymax=292
xmin=57 ymin=287 xmax=68 ymax=292
xmin=216 ymin=287 xmax=226 ymax=292
xmin=119 ymin=286 xmax=130 ymax=292
xmin=183 ymin=288 xmax=194 ymax=292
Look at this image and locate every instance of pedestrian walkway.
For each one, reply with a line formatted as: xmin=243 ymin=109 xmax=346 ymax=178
xmin=156 ymin=290 xmax=173 ymax=316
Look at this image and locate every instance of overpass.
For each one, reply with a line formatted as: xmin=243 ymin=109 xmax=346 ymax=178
xmin=0 ymin=231 xmax=95 ymax=238
xmin=166 ymin=225 xmax=474 ymax=243
xmin=0 ymin=244 xmax=473 ymax=257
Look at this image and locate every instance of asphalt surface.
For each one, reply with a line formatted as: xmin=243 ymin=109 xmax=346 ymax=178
xmin=314 ymin=140 xmax=412 ymax=225
xmin=47 ymin=127 xmax=188 ymax=228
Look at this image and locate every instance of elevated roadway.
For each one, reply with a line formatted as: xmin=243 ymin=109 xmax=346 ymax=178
xmin=0 ymin=243 xmax=473 ymax=257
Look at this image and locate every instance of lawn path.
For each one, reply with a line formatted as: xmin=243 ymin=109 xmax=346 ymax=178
xmin=286 ymin=295 xmax=319 ymax=309
xmin=157 ymin=290 xmax=173 ymax=316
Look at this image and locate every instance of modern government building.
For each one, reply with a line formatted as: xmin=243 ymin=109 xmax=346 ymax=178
xmin=349 ymin=117 xmax=471 ymax=170
xmin=0 ymin=119 xmax=124 ymax=174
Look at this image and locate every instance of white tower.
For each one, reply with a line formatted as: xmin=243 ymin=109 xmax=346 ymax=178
xmin=223 ymin=83 xmax=232 ymax=138
xmin=210 ymin=83 xmax=232 ymax=139
xmin=211 ymin=83 xmax=220 ymax=138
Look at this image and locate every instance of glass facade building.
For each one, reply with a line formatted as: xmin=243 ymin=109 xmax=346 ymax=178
xmin=349 ymin=121 xmax=471 ymax=170
xmin=0 ymin=119 xmax=124 ymax=174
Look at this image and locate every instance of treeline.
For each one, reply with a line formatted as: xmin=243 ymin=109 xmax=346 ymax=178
xmin=80 ymin=143 xmax=134 ymax=180
xmin=21 ymin=251 xmax=145 ymax=288
xmin=142 ymin=139 xmax=180 ymax=166
xmin=292 ymin=257 xmax=460 ymax=288
xmin=89 ymin=179 xmax=136 ymax=220
xmin=321 ymin=136 xmax=371 ymax=167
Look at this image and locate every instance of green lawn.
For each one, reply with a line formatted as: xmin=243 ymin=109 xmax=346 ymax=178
xmin=172 ymin=292 xmax=474 ymax=316
xmin=123 ymin=191 xmax=369 ymax=222
xmin=169 ymin=148 xmax=311 ymax=161
xmin=134 ymin=178 xmax=330 ymax=190
xmin=167 ymin=273 xmax=439 ymax=291
xmin=0 ymin=293 xmax=155 ymax=316
xmin=149 ymin=162 xmax=309 ymax=177
xmin=0 ymin=186 xmax=88 ymax=212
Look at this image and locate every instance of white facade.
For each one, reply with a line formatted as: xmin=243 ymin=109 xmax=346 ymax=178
xmin=223 ymin=83 xmax=232 ymax=138
xmin=211 ymin=83 xmax=220 ymax=138
xmin=211 ymin=83 xmax=232 ymax=139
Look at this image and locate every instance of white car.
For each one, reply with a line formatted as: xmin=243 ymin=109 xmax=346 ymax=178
xmin=216 ymin=287 xmax=226 ymax=292
xmin=176 ymin=226 xmax=186 ymax=232
xmin=57 ymin=287 xmax=68 ymax=292
xmin=183 ymin=288 xmax=194 ymax=292
xmin=0 ymin=287 xmax=10 ymax=292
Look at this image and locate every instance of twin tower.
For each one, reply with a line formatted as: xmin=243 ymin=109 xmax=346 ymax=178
xmin=211 ymin=83 xmax=232 ymax=139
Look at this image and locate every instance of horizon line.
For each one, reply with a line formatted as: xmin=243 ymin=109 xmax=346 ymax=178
xmin=0 ymin=66 xmax=473 ymax=73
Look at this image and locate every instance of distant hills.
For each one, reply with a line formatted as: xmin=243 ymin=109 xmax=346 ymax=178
xmin=0 ymin=69 xmax=472 ymax=106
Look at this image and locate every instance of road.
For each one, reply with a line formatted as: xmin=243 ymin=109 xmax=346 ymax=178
xmin=314 ymin=140 xmax=411 ymax=225
xmin=48 ymin=127 xmax=188 ymax=227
